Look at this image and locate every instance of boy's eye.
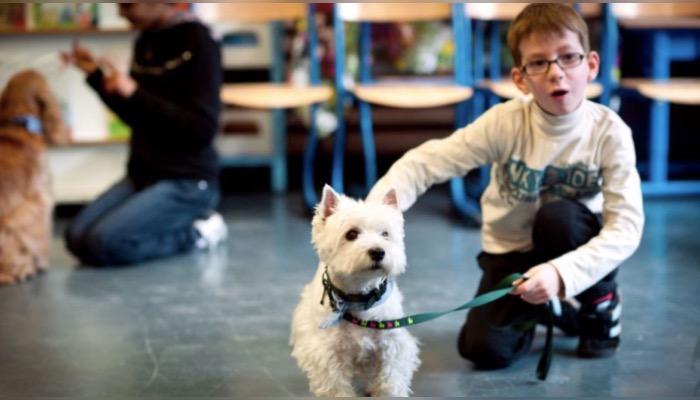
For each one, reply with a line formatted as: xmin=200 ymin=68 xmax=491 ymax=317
xmin=345 ymin=229 xmax=359 ymax=241
xmin=561 ymin=52 xmax=580 ymax=63
xmin=528 ymin=59 xmax=547 ymax=68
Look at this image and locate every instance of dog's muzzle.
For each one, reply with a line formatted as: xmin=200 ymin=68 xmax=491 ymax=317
xmin=369 ymin=247 xmax=385 ymax=270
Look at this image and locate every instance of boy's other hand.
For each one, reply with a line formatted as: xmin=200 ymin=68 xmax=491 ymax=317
xmin=60 ymin=40 xmax=99 ymax=75
xmin=100 ymin=58 xmax=137 ymax=98
xmin=510 ymin=263 xmax=562 ymax=305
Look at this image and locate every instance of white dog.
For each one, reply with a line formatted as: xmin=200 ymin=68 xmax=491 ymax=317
xmin=290 ymin=185 xmax=420 ymax=397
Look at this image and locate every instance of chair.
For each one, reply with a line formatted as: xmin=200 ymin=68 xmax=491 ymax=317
xmin=333 ymin=3 xmax=481 ymax=224
xmin=602 ymin=3 xmax=700 ymax=195
xmin=194 ymin=3 xmax=333 ymax=209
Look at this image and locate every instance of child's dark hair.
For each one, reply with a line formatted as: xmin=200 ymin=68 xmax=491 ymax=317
xmin=507 ymin=3 xmax=590 ymax=67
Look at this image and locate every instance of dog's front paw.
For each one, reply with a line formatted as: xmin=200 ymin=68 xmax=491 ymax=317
xmin=0 ymin=265 xmax=39 ymax=285
xmin=367 ymin=386 xmax=411 ymax=398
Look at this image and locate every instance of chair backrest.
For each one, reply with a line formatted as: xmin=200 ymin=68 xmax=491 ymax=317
xmin=336 ymin=3 xmax=452 ymax=23
xmin=193 ymin=3 xmax=320 ymax=84
xmin=611 ymin=3 xmax=700 ymax=19
xmin=601 ymin=3 xmax=700 ymax=89
xmin=334 ymin=3 xmax=469 ymax=86
xmin=194 ymin=3 xmax=306 ymax=23
xmin=466 ymin=3 xmax=528 ymax=21
xmin=467 ymin=3 xmax=601 ymax=21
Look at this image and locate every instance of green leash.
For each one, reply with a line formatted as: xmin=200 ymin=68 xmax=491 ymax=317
xmin=342 ymin=273 xmax=554 ymax=381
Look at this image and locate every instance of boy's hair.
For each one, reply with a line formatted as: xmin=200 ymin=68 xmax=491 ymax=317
xmin=506 ymin=3 xmax=590 ymax=67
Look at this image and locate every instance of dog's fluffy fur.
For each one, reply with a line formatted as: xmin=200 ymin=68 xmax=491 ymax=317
xmin=290 ymin=185 xmax=420 ymax=397
xmin=0 ymin=69 xmax=69 ymax=285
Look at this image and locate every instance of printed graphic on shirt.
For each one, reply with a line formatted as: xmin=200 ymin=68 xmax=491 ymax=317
xmin=132 ymin=51 xmax=192 ymax=75
xmin=500 ymin=158 xmax=600 ymax=203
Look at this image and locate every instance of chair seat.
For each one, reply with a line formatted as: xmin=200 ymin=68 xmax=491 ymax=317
xmin=620 ymin=78 xmax=700 ymax=105
xmin=221 ymin=83 xmax=333 ymax=109
xmin=480 ymin=79 xmax=603 ymax=100
xmin=351 ymin=82 xmax=473 ymax=108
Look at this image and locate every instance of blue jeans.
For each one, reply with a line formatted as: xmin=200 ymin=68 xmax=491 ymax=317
xmin=65 ymin=177 xmax=219 ymax=266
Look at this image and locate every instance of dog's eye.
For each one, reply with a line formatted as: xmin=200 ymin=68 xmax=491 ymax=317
xmin=345 ymin=229 xmax=359 ymax=241
xmin=381 ymin=231 xmax=389 ymax=238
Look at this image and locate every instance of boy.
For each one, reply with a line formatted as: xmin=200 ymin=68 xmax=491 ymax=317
xmin=62 ymin=4 xmax=227 ymax=266
xmin=367 ymin=3 xmax=644 ymax=369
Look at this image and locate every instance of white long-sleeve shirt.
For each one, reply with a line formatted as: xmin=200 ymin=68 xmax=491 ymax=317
xmin=368 ymin=97 xmax=644 ymax=298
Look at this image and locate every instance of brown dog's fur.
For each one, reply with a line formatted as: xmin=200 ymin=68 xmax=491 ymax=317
xmin=0 ymin=69 xmax=70 ymax=285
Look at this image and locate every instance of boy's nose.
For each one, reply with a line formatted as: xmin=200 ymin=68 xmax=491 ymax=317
xmin=547 ymin=62 xmax=566 ymax=79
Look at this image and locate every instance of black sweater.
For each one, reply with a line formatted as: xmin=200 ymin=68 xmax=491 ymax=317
xmin=88 ymin=21 xmax=222 ymax=186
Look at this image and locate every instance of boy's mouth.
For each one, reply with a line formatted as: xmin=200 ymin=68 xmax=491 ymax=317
xmin=550 ymin=89 xmax=569 ymax=99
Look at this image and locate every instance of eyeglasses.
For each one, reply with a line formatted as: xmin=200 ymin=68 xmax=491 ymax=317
xmin=520 ymin=53 xmax=585 ymax=76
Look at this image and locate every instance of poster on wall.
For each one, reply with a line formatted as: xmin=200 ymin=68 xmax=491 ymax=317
xmin=31 ymin=3 xmax=98 ymax=30
xmin=0 ymin=4 xmax=27 ymax=31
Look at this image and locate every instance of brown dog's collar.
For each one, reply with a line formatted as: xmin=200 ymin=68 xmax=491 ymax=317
xmin=0 ymin=115 xmax=42 ymax=135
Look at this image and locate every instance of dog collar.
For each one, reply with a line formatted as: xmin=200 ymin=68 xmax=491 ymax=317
xmin=0 ymin=115 xmax=43 ymax=135
xmin=319 ymin=266 xmax=393 ymax=329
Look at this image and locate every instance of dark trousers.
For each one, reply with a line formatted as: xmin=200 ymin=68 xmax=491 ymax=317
xmin=65 ymin=177 xmax=218 ymax=267
xmin=457 ymin=198 xmax=617 ymax=369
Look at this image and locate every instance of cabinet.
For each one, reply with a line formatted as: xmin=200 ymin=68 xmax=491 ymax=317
xmin=48 ymin=142 xmax=127 ymax=204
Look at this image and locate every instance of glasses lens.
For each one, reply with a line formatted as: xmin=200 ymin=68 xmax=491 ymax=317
xmin=524 ymin=61 xmax=547 ymax=75
xmin=559 ymin=53 xmax=584 ymax=68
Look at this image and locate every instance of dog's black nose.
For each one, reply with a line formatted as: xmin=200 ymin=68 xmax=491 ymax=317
xmin=369 ymin=248 xmax=385 ymax=261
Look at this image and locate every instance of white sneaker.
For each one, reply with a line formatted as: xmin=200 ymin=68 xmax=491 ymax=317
xmin=194 ymin=211 xmax=228 ymax=249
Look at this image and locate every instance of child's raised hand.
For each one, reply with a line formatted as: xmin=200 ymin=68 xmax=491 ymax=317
xmin=60 ymin=40 xmax=99 ymax=75
xmin=510 ymin=263 xmax=563 ymax=305
xmin=100 ymin=58 xmax=137 ymax=98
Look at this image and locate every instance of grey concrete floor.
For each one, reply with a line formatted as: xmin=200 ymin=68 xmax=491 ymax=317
xmin=0 ymin=189 xmax=698 ymax=396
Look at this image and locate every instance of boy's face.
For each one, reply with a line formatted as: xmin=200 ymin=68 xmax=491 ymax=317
xmin=118 ymin=4 xmax=169 ymax=31
xmin=511 ymin=29 xmax=599 ymax=116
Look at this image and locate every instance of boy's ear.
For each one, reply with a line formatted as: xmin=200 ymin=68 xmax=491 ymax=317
xmin=511 ymin=67 xmax=531 ymax=95
xmin=586 ymin=51 xmax=600 ymax=82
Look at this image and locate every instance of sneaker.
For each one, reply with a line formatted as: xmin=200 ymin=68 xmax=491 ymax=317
xmin=194 ymin=210 xmax=228 ymax=249
xmin=541 ymin=297 xmax=580 ymax=337
xmin=577 ymin=291 xmax=621 ymax=358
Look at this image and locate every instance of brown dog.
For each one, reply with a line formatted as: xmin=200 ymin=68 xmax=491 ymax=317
xmin=0 ymin=69 xmax=70 ymax=285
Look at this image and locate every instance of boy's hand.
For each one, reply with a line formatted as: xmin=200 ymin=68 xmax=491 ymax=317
xmin=60 ymin=40 xmax=99 ymax=75
xmin=100 ymin=58 xmax=137 ymax=98
xmin=510 ymin=263 xmax=562 ymax=305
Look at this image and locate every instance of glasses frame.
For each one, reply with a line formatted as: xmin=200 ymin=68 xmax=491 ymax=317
xmin=520 ymin=53 xmax=586 ymax=76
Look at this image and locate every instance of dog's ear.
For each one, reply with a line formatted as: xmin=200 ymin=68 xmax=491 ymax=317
xmin=318 ymin=184 xmax=339 ymax=220
xmin=35 ymin=73 xmax=71 ymax=145
xmin=383 ymin=188 xmax=399 ymax=209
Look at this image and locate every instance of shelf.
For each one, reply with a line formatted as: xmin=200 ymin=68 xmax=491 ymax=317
xmin=62 ymin=137 xmax=129 ymax=147
xmin=0 ymin=28 xmax=133 ymax=37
